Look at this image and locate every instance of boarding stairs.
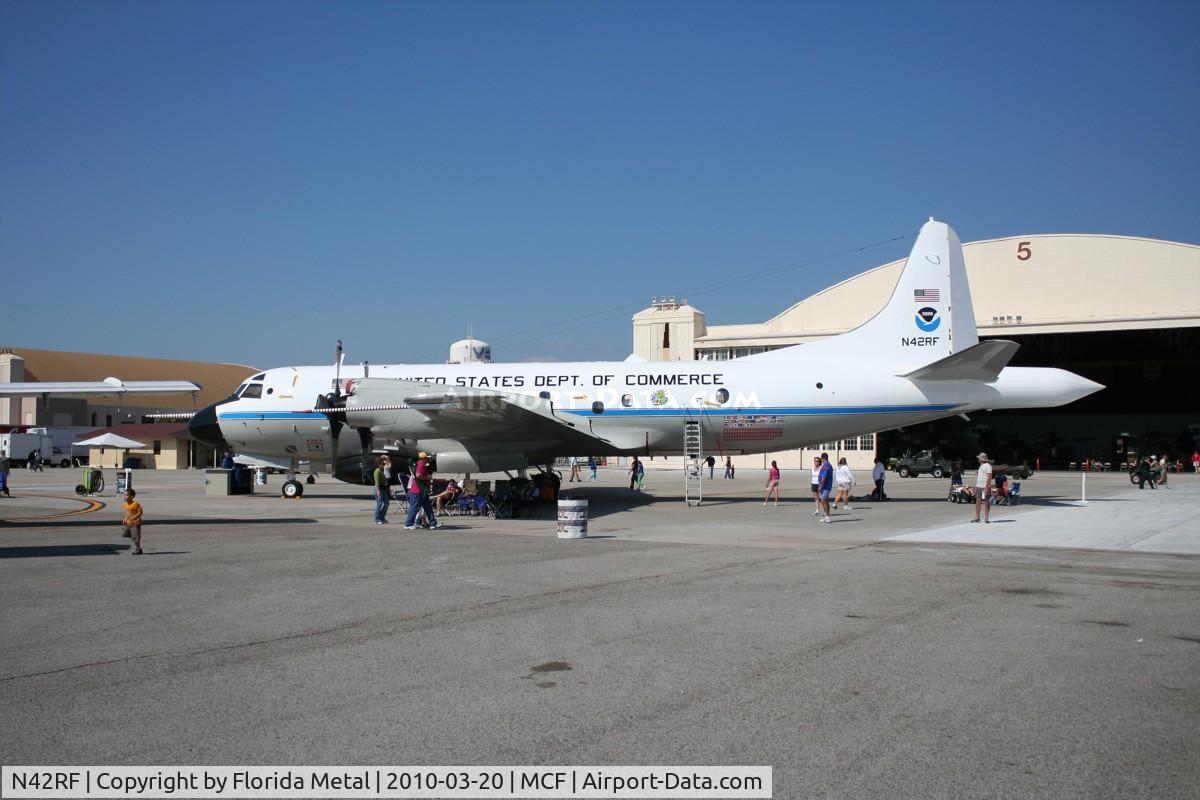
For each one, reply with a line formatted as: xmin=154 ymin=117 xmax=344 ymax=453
xmin=684 ymin=419 xmax=702 ymax=506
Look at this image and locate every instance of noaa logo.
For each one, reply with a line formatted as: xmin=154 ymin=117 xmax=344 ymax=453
xmin=915 ymin=306 xmax=941 ymax=332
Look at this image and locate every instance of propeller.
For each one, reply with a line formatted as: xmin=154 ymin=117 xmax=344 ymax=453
xmin=314 ymin=340 xmax=374 ymax=484
xmin=358 ymin=427 xmax=374 ymax=485
xmin=317 ymin=340 xmax=348 ymax=478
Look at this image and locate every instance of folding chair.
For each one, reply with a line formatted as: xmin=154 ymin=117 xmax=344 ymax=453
xmin=454 ymin=494 xmax=473 ymax=516
xmin=472 ymin=494 xmax=489 ymax=517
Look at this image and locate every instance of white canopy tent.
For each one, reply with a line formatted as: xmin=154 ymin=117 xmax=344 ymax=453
xmin=72 ymin=433 xmax=148 ymax=471
xmin=72 ymin=433 xmax=148 ymax=449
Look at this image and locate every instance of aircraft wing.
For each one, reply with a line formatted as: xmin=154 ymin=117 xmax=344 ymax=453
xmin=0 ymin=378 xmax=202 ymax=397
xmin=339 ymin=379 xmax=613 ymax=452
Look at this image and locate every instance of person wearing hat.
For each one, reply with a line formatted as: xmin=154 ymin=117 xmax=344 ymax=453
xmin=972 ymin=452 xmax=993 ymax=524
xmin=405 ymin=451 xmax=438 ymax=530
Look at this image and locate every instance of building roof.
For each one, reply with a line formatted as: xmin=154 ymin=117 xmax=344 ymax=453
xmin=694 ymin=233 xmax=1200 ymax=346
xmin=1 ymin=347 xmax=257 ymax=408
xmin=74 ymin=423 xmax=191 ymax=442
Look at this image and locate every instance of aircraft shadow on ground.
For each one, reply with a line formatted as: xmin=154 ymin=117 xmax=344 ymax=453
xmin=0 ymin=517 xmax=318 ymax=529
xmin=0 ymin=543 xmax=131 ymax=558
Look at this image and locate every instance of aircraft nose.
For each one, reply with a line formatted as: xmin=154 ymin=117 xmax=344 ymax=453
xmin=188 ymin=402 xmax=228 ymax=449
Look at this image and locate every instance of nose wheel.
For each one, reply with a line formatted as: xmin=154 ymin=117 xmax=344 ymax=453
xmin=282 ymin=479 xmax=304 ymax=499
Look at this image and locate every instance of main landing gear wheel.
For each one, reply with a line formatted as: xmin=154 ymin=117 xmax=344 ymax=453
xmin=282 ymin=480 xmax=304 ymax=498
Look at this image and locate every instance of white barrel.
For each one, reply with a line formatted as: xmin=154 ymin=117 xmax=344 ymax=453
xmin=255 ymin=468 xmax=268 ymax=486
xmin=557 ymin=497 xmax=588 ymax=539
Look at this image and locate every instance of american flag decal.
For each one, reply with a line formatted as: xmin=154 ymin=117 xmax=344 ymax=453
xmin=914 ymin=289 xmax=940 ymax=302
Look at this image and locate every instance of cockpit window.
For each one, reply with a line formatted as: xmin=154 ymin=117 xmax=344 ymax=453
xmin=252 ymin=373 xmax=266 ymax=381
xmin=241 ymin=383 xmax=263 ymax=399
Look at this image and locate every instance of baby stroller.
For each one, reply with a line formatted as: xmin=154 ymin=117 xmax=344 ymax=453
xmin=947 ymin=484 xmax=975 ymax=504
xmin=492 ymin=478 xmax=541 ymax=519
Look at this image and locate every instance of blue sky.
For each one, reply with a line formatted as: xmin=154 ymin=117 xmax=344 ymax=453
xmin=2 ymin=0 xmax=1197 ymax=368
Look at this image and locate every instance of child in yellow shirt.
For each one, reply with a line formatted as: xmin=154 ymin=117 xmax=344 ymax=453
xmin=122 ymin=489 xmax=144 ymax=555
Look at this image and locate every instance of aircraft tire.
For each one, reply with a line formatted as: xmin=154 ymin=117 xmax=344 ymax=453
xmin=282 ymin=480 xmax=304 ymax=499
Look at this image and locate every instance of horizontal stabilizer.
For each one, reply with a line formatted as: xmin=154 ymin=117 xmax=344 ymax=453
xmin=900 ymin=340 xmax=1019 ymax=382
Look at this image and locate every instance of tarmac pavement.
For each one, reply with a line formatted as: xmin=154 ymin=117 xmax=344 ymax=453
xmin=1 ymin=466 xmax=1197 ymax=798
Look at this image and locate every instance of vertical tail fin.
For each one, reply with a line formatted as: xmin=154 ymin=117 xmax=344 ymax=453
xmin=750 ymin=218 xmax=978 ymax=368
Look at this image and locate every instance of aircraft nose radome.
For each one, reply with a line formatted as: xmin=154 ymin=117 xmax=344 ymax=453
xmin=187 ymin=403 xmax=227 ymax=449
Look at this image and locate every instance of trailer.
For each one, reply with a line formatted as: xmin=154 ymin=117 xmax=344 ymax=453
xmin=0 ymin=431 xmax=60 ymax=468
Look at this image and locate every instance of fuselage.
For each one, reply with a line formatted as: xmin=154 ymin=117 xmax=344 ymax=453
xmin=196 ymin=357 xmax=1098 ymax=472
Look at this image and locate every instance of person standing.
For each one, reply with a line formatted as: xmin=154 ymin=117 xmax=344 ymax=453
xmin=809 ymin=456 xmax=822 ymax=516
xmin=122 ymin=489 xmax=144 ymax=555
xmin=635 ymin=458 xmax=646 ymax=490
xmin=724 ymin=456 xmax=734 ymax=479
xmin=373 ymin=455 xmax=391 ymax=525
xmin=817 ymin=453 xmax=834 ymax=523
xmin=405 ymin=451 xmax=438 ymax=529
xmin=833 ymin=457 xmax=855 ymax=511
xmin=568 ymin=456 xmax=581 ymax=483
xmin=587 ymin=456 xmax=598 ymax=481
xmin=763 ymin=460 xmax=781 ymax=506
xmin=971 ymin=452 xmax=993 ymax=523
xmin=628 ymin=457 xmax=640 ymax=490
xmin=706 ymin=455 xmax=716 ymax=480
xmin=0 ymin=454 xmax=11 ymax=497
xmin=28 ymin=449 xmax=42 ymax=472
xmin=1192 ymin=450 xmax=1200 ymax=477
xmin=872 ymin=457 xmax=887 ymax=501
xmin=1135 ymin=457 xmax=1154 ymax=490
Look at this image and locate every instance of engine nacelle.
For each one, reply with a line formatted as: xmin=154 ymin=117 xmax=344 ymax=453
xmin=333 ymin=456 xmax=372 ymax=485
xmin=433 ymin=452 xmax=528 ymax=474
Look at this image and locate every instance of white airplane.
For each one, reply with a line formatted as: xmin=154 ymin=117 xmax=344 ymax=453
xmin=188 ymin=219 xmax=1103 ymax=497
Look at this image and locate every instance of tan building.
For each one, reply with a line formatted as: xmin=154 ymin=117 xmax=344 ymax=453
xmin=633 ymin=233 xmax=1200 ymax=470
xmin=77 ymin=423 xmax=194 ymax=470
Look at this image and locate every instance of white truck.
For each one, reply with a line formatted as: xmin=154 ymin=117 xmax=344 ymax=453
xmin=0 ymin=431 xmax=70 ymax=468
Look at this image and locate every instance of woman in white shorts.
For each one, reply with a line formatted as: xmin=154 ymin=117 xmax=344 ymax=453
xmin=833 ymin=457 xmax=855 ymax=510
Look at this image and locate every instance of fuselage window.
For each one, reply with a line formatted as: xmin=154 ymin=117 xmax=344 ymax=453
xmin=592 ymin=401 xmax=605 ymax=414
xmin=715 ymin=388 xmax=730 ymax=405
xmin=266 ymin=387 xmax=274 ymax=395
xmin=242 ymin=383 xmax=263 ymax=399
xmin=621 ymin=394 xmax=633 ymax=407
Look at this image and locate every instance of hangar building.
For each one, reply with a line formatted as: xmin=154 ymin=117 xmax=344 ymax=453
xmin=633 ymin=233 xmax=1200 ymax=471
xmin=1 ymin=347 xmax=257 ymax=468
xmin=1 ymin=347 xmax=256 ymax=429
